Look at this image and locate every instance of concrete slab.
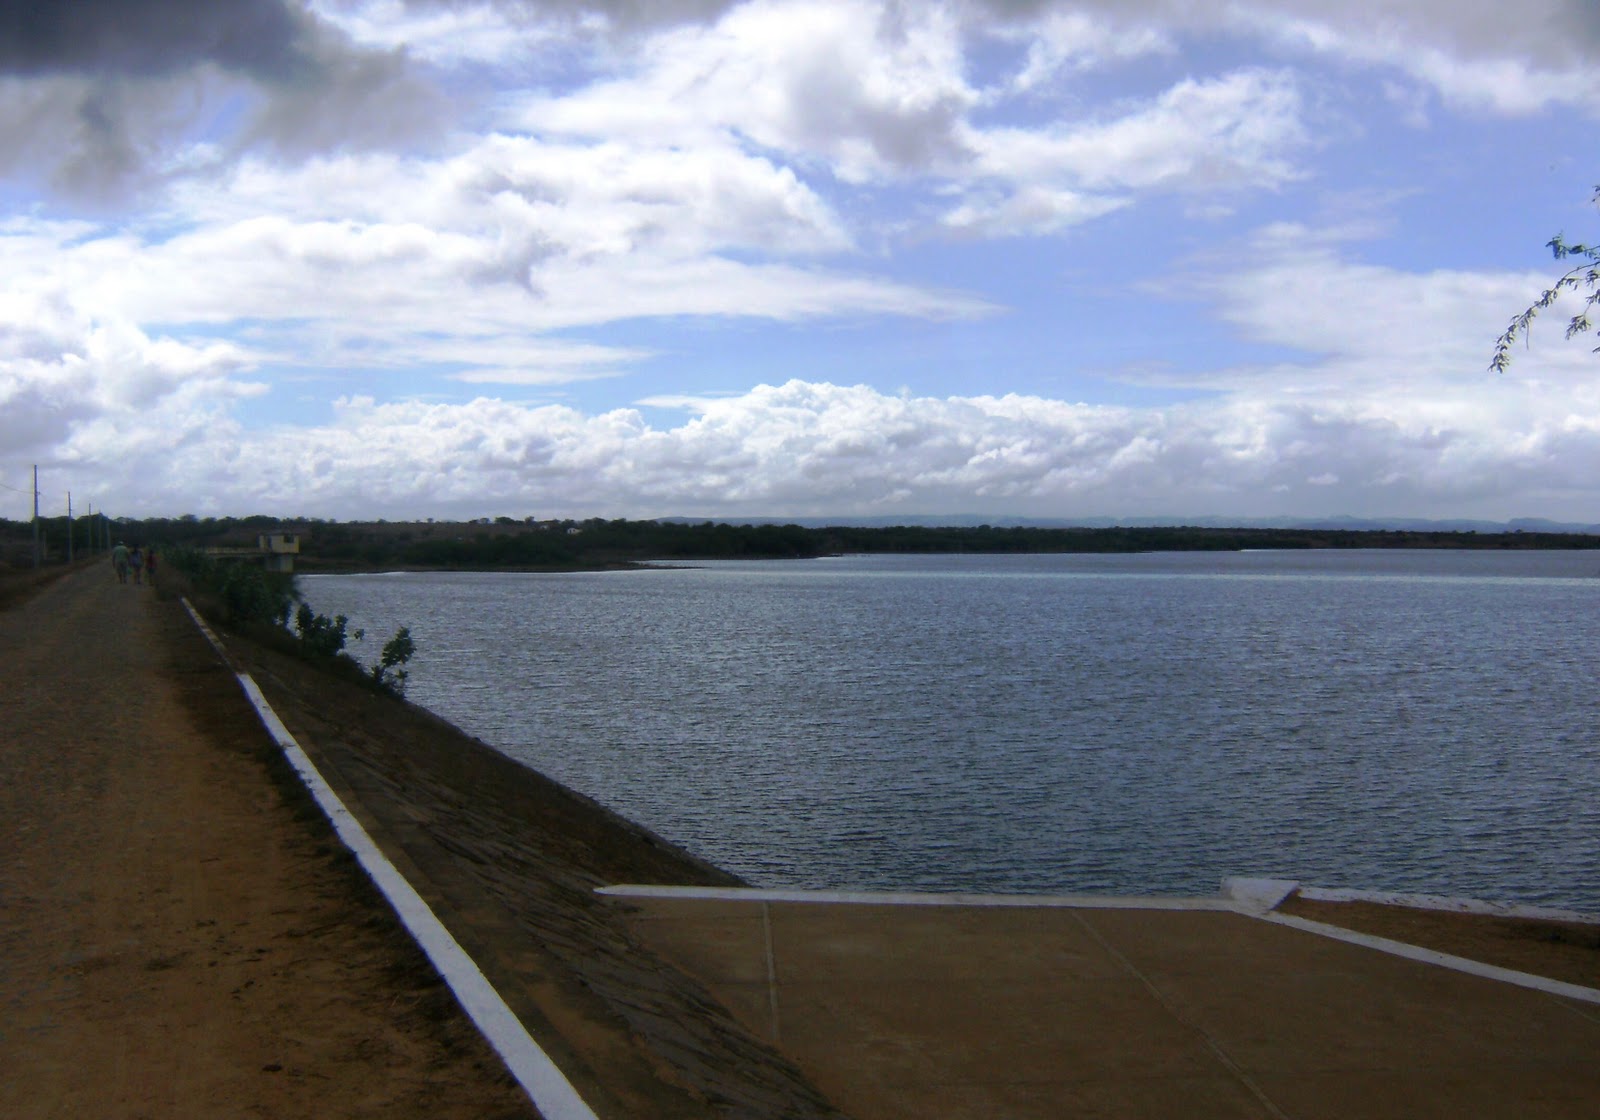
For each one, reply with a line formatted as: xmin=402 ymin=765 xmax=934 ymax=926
xmin=771 ymin=903 xmax=1130 ymax=982
xmin=609 ymin=890 xmax=1600 ymax=1120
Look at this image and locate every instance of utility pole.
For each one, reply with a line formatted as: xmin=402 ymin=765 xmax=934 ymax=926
xmin=31 ymin=465 xmax=40 ymax=569
xmin=67 ymin=492 xmax=73 ymax=563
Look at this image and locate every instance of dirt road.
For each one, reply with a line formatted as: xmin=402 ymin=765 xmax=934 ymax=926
xmin=0 ymin=565 xmax=534 ymax=1118
xmin=0 ymin=563 xmax=848 ymax=1119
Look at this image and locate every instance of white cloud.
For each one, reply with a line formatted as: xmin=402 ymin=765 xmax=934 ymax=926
xmin=511 ymin=0 xmax=980 ymax=181
xmin=0 ymin=134 xmax=984 ymax=409
xmin=307 ymin=0 xmax=560 ymax=67
xmin=995 ymin=7 xmax=1175 ymax=94
xmin=27 ymin=370 xmax=1590 ymax=523
xmin=1165 ymin=222 xmax=1600 ymax=399
xmin=500 ymin=4 xmax=1316 ymax=241
xmin=9 ymin=0 xmax=1600 ymax=526
xmin=0 ymin=284 xmax=258 ymax=473
xmin=1400 ymin=48 xmax=1600 ymax=117
xmin=938 ymin=185 xmax=1129 ymax=238
xmin=444 ymin=340 xmax=652 ymax=385
xmin=1228 ymin=0 xmax=1600 ymax=117
xmin=933 ymin=66 xmax=1309 ymax=236
xmin=970 ymin=68 xmax=1308 ymax=192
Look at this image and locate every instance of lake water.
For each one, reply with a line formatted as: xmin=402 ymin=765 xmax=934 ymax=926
xmin=302 ymin=550 xmax=1600 ymax=912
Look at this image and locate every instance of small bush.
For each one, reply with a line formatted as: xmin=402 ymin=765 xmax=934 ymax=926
xmin=295 ymin=602 xmax=354 ymax=658
xmin=373 ymin=627 xmax=415 ymax=696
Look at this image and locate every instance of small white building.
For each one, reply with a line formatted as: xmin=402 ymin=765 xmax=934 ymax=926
xmin=257 ymin=533 xmax=300 ymax=572
xmin=205 ymin=531 xmax=303 ymax=572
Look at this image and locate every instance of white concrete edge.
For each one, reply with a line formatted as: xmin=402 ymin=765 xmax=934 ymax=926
xmin=601 ymin=878 xmax=1600 ymax=1007
xmin=1219 ymin=876 xmax=1301 ymax=912
xmin=1253 ymin=910 xmax=1600 ymax=1006
xmin=1294 ymin=884 xmax=1600 ymax=925
xmin=181 ymin=601 xmax=599 ymax=1120
xmin=597 ymin=884 xmax=1239 ymax=912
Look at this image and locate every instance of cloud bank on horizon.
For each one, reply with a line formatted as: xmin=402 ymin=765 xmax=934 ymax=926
xmin=4 ymin=0 xmax=1600 ymax=523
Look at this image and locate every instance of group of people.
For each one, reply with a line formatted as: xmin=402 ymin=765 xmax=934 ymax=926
xmin=111 ymin=541 xmax=156 ymax=586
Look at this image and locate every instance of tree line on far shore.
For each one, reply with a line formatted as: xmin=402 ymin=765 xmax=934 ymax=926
xmin=12 ymin=515 xmax=1600 ymax=572
xmin=9 ymin=513 xmax=1599 ymax=572
xmin=265 ymin=518 xmax=1600 ymax=568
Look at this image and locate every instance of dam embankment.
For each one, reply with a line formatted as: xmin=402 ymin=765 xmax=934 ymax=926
xmin=0 ymin=564 xmax=848 ymax=1119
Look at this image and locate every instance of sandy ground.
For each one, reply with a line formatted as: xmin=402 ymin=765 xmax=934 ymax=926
xmin=0 ymin=563 xmax=536 ymax=1118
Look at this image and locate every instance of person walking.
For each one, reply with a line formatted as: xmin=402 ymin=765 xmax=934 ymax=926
xmin=144 ymin=547 xmax=157 ymax=586
xmin=111 ymin=541 xmax=130 ymax=584
xmin=129 ymin=546 xmax=144 ymax=585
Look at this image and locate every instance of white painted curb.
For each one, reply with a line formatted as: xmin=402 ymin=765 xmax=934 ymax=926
xmin=1254 ymin=909 xmax=1600 ymax=1006
xmin=183 ymin=601 xmax=599 ymax=1120
xmin=1236 ymin=877 xmax=1600 ymax=1007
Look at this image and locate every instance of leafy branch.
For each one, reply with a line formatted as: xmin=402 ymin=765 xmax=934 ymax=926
xmin=1492 ymin=185 xmax=1600 ymax=372
xmin=372 ymin=626 xmax=415 ymax=696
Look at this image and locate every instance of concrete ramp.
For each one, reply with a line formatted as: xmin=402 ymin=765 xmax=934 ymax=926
xmin=602 ymin=886 xmax=1600 ymax=1120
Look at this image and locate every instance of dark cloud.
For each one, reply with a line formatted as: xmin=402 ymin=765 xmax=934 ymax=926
xmin=0 ymin=74 xmax=165 ymax=205
xmin=0 ymin=1 xmax=449 ymax=203
xmin=498 ymin=0 xmax=739 ymax=21
xmin=0 ymin=0 xmax=316 ymax=82
xmin=245 ymin=40 xmax=449 ymax=159
xmin=383 ymin=0 xmax=741 ymax=32
xmin=57 ymin=84 xmax=145 ymax=197
xmin=1553 ymin=0 xmax=1600 ymax=51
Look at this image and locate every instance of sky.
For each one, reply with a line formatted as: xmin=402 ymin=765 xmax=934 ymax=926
xmin=4 ymin=0 xmax=1600 ymax=525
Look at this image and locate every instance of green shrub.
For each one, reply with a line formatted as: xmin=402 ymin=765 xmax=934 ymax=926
xmin=167 ymin=548 xmax=294 ymax=627
xmin=294 ymin=601 xmax=354 ymax=658
xmin=373 ymin=626 xmax=415 ymax=696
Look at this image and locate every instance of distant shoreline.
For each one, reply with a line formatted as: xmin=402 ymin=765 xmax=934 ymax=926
xmin=288 ymin=526 xmax=1600 ymax=576
xmin=16 ymin=519 xmax=1600 ymax=577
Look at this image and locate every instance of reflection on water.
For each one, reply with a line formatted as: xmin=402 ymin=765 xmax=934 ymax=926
xmin=305 ymin=551 xmax=1600 ymax=910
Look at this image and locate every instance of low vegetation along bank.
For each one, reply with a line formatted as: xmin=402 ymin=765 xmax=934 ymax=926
xmin=9 ymin=514 xmax=1600 ymax=574
xmin=163 ymin=547 xmax=415 ymax=696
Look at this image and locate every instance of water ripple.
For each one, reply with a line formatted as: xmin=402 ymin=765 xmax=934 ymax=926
xmin=303 ymin=551 xmax=1600 ymax=911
